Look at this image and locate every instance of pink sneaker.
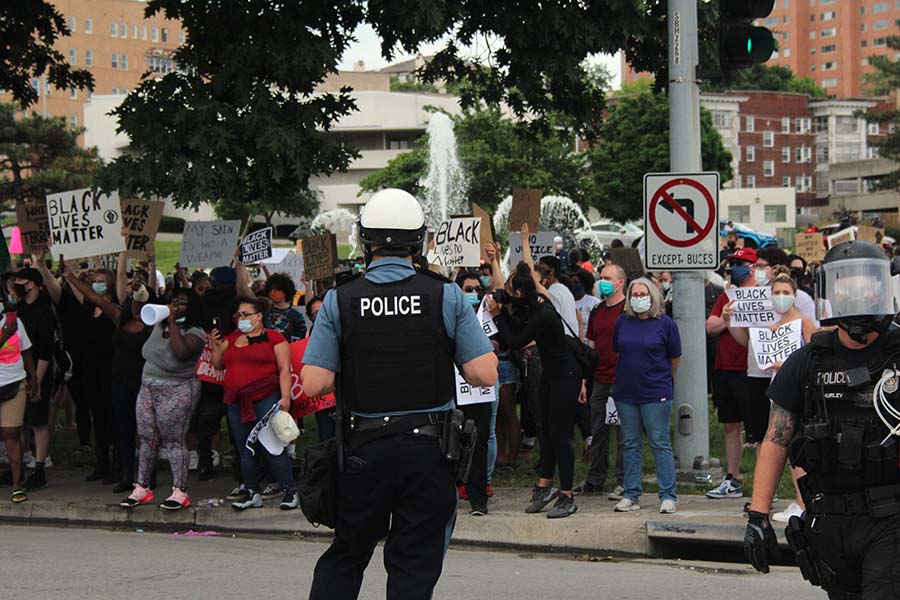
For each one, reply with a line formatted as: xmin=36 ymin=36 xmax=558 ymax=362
xmin=161 ymin=488 xmax=191 ymax=511
xmin=120 ymin=485 xmax=154 ymax=508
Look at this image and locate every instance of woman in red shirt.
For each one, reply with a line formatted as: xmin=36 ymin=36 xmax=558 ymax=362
xmin=211 ymin=297 xmax=296 ymax=511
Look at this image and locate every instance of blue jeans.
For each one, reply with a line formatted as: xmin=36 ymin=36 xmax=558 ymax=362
xmin=487 ymin=395 xmax=498 ymax=483
xmin=226 ymin=392 xmax=295 ymax=492
xmin=616 ymin=399 xmax=676 ymax=502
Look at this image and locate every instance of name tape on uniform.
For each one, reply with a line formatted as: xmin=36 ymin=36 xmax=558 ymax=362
xmin=750 ymin=319 xmax=802 ymax=371
xmin=725 ymin=286 xmax=776 ymax=327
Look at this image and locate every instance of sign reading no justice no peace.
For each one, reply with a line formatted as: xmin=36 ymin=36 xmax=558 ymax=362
xmin=643 ymin=172 xmax=719 ymax=271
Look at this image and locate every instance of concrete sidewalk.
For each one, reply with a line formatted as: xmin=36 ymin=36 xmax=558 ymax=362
xmin=0 ymin=470 xmax=788 ymax=557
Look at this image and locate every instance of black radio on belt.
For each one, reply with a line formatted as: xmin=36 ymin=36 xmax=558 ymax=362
xmin=845 ymin=367 xmax=871 ymax=390
xmin=804 ymin=421 xmax=831 ymax=440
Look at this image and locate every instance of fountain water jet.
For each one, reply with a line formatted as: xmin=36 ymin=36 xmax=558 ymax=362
xmin=419 ymin=112 xmax=468 ymax=227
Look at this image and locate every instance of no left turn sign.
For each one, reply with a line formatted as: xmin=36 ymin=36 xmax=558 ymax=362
xmin=643 ymin=172 xmax=719 ymax=270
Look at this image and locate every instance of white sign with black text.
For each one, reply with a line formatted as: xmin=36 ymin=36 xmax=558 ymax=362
xmin=454 ymin=365 xmax=496 ymax=406
xmin=429 ymin=217 xmax=482 ymax=268
xmin=749 ymin=319 xmax=803 ymax=375
xmin=179 ymin=220 xmax=241 ymax=268
xmin=725 ymin=286 xmax=777 ymax=327
xmin=46 ymin=188 xmax=126 ymax=260
xmin=509 ymin=231 xmax=557 ymax=266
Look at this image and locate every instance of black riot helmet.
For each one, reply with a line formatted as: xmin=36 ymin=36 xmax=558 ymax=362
xmin=356 ymin=188 xmax=427 ymax=265
xmin=815 ymin=240 xmax=899 ymax=343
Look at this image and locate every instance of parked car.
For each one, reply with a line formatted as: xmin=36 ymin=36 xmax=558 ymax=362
xmin=575 ymin=221 xmax=644 ymax=248
xmin=722 ymin=221 xmax=778 ymax=249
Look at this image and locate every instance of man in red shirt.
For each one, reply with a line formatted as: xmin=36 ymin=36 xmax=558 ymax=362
xmin=574 ymin=264 xmax=626 ymax=498
xmin=705 ymin=247 xmax=763 ymax=500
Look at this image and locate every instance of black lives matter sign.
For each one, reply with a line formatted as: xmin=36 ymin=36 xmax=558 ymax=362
xmin=239 ymin=227 xmax=274 ymax=264
xmin=46 ymin=188 xmax=125 ymax=260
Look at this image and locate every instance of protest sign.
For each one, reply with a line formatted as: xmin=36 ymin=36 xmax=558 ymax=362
xmin=509 ymin=231 xmax=557 ymax=265
xmin=121 ymin=199 xmax=164 ymax=259
xmin=178 ymin=220 xmax=241 ymax=268
xmin=856 ymin=225 xmax=885 ymax=246
xmin=15 ymin=200 xmax=51 ymax=256
xmin=478 ymin=298 xmax=498 ymax=337
xmin=429 ymin=217 xmax=482 ymax=267
xmin=302 ymin=233 xmax=338 ymax=281
xmin=239 ymin=226 xmax=273 ymax=264
xmin=795 ymin=232 xmax=826 ymax=263
xmin=277 ymin=252 xmax=305 ymax=291
xmin=827 ymin=227 xmax=856 ymax=249
xmin=472 ymin=203 xmax=495 ymax=263
xmin=454 ymin=365 xmax=496 ymax=406
xmin=509 ymin=188 xmax=542 ymax=232
xmin=607 ymin=247 xmax=646 ymax=282
xmin=725 ymin=286 xmax=776 ymax=327
xmin=750 ymin=319 xmax=803 ymax=372
xmin=196 ymin=338 xmax=225 ymax=385
xmin=289 ymin=338 xmax=336 ymax=418
xmin=261 ymin=247 xmax=291 ymax=265
xmin=46 ymin=188 xmax=126 ymax=260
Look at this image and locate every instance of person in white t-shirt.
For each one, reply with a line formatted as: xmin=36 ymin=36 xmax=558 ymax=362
xmin=0 ymin=309 xmax=36 ymax=504
xmin=572 ymin=269 xmax=601 ymax=340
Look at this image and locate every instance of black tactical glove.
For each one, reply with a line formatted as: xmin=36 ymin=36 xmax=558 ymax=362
xmin=745 ymin=510 xmax=780 ymax=573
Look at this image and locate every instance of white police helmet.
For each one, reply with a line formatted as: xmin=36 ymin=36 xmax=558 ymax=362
xmin=357 ymin=189 xmax=427 ymax=263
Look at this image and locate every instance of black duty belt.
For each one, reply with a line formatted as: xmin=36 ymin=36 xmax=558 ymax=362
xmin=809 ymin=484 xmax=900 ymax=518
xmin=347 ymin=412 xmax=444 ymax=450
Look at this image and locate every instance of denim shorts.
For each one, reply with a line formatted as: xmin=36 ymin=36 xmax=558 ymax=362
xmin=498 ymin=358 xmax=521 ymax=386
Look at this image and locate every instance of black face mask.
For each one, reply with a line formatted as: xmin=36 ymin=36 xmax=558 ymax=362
xmin=13 ymin=283 xmax=28 ymax=299
xmin=726 ymin=241 xmax=736 ymax=249
xmin=791 ymin=268 xmax=806 ymax=282
xmin=838 ymin=315 xmax=892 ymax=344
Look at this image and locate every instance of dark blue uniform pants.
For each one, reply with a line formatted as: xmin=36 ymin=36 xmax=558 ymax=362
xmin=309 ymin=433 xmax=457 ymax=600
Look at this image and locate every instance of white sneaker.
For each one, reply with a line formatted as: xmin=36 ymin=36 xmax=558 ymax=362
xmin=608 ymin=485 xmax=625 ymax=501
xmin=189 ymin=450 xmax=199 ymax=471
xmin=614 ymin=498 xmax=641 ymax=512
xmin=211 ymin=449 xmax=221 ymax=468
xmin=772 ymin=501 xmax=804 ymax=523
xmin=232 ymin=492 xmax=263 ymax=511
xmin=660 ymin=499 xmax=677 ymax=514
xmin=23 ymin=452 xmax=36 ymax=469
xmin=44 ymin=456 xmax=53 ymax=469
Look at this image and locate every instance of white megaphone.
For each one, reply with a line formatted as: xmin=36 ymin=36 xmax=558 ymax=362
xmin=140 ymin=304 xmax=170 ymax=326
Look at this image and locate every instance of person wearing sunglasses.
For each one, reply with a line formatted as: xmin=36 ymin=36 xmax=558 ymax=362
xmin=211 ymin=297 xmax=297 ymax=511
xmin=120 ymin=289 xmax=205 ymax=511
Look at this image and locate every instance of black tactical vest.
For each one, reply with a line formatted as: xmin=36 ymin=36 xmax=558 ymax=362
xmin=793 ymin=329 xmax=900 ymax=494
xmin=336 ymin=269 xmax=455 ymax=414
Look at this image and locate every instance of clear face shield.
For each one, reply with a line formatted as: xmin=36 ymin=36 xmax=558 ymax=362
xmin=815 ymin=258 xmax=899 ymax=322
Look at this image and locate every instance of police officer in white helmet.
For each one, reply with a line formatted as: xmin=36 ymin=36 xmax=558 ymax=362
xmin=302 ymin=189 xmax=498 ymax=599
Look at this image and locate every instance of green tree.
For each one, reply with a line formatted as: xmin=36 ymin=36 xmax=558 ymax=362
xmin=0 ymin=104 xmax=101 ymax=209
xmin=586 ymin=91 xmax=733 ymax=222
xmin=358 ymin=149 xmax=427 ymax=198
xmin=861 ymin=36 xmax=900 ymax=189
xmin=702 ymin=64 xmax=828 ymax=98
xmin=0 ymin=2 xmax=94 ymax=108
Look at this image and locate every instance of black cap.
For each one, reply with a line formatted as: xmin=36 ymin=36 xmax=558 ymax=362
xmin=14 ymin=267 xmax=43 ymax=286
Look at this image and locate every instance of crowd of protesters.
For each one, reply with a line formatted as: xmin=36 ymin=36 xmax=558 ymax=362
xmin=0 ymin=220 xmax=874 ymax=523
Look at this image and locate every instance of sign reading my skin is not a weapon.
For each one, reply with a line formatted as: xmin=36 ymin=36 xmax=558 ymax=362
xmin=429 ymin=217 xmax=482 ymax=267
xmin=178 ymin=220 xmax=242 ymax=268
xmin=121 ymin=199 xmax=164 ymax=259
xmin=239 ymin=227 xmax=274 ymax=264
xmin=46 ymin=188 xmax=126 ymax=260
xmin=725 ymin=285 xmax=776 ymax=327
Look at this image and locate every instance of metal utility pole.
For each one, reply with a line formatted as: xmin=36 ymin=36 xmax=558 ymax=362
xmin=668 ymin=0 xmax=712 ymax=480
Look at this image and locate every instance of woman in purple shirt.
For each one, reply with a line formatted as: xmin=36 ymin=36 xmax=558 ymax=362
xmin=612 ymin=277 xmax=682 ymax=515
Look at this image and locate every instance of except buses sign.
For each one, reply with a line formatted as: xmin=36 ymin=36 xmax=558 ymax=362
xmin=643 ymin=172 xmax=719 ymax=270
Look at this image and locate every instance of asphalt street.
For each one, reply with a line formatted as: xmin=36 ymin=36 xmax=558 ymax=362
xmin=0 ymin=525 xmax=823 ymax=600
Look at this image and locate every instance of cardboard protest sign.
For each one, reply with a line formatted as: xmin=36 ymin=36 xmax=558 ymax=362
xmin=472 ymin=203 xmax=495 ymax=263
xmin=277 ymin=252 xmax=304 ymax=291
xmin=46 ymin=189 xmax=126 ymax=260
xmin=454 ymin=365 xmax=496 ymax=406
xmin=15 ymin=200 xmax=51 ymax=255
xmin=725 ymin=286 xmax=776 ymax=327
xmin=121 ymin=199 xmax=164 ymax=259
xmin=196 ymin=338 xmax=225 ymax=385
xmin=607 ymin=248 xmax=646 ymax=282
xmin=750 ymin=319 xmax=802 ymax=372
xmin=827 ymin=228 xmax=856 ymax=249
xmin=239 ymin=227 xmax=274 ymax=264
xmin=509 ymin=188 xmax=542 ymax=232
xmin=302 ymin=233 xmax=338 ymax=281
xmin=289 ymin=338 xmax=336 ymax=418
xmin=429 ymin=217 xmax=482 ymax=267
xmin=856 ymin=225 xmax=885 ymax=246
xmin=509 ymin=231 xmax=557 ymax=265
xmin=178 ymin=220 xmax=241 ymax=268
xmin=794 ymin=232 xmax=826 ymax=263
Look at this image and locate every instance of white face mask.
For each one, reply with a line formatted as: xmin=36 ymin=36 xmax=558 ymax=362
xmin=754 ymin=268 xmax=769 ymax=286
xmin=630 ymin=296 xmax=652 ymax=314
xmin=772 ymin=294 xmax=795 ymax=314
xmin=660 ymin=281 xmax=671 ymax=293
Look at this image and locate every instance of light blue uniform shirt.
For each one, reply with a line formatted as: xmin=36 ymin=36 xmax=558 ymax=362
xmin=303 ymin=258 xmax=493 ymax=416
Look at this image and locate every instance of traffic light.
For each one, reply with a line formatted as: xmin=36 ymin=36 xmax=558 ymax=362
xmin=719 ymin=0 xmax=777 ymax=71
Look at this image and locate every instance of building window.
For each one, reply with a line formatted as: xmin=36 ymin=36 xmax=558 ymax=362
xmin=823 ymin=61 xmax=836 ymax=70
xmin=810 ymin=31 xmax=816 ymax=39
xmin=782 ymin=176 xmax=792 ymax=188
xmin=763 ymin=160 xmax=775 ymax=176
xmin=111 ymin=22 xmax=117 ymax=37
xmin=783 ymin=146 xmax=791 ymax=162
xmin=69 ymin=48 xmax=76 ymax=64
xmin=869 ymin=122 xmax=880 ymax=135
xmin=31 ymin=79 xmax=40 ymax=97
xmin=119 ymin=23 xmax=126 ymax=38
xmin=69 ymin=87 xmax=77 ymax=99
xmin=712 ymin=111 xmax=727 ymax=127
xmin=874 ymin=2 xmax=889 ymax=12
xmin=796 ymin=117 xmax=812 ymax=133
xmin=861 ymin=23 xmax=867 ymax=32
xmin=67 ymin=16 xmax=75 ymax=33
xmin=120 ymin=54 xmax=128 ymax=71
xmin=821 ymin=11 xmax=836 ymax=20
xmin=765 ymin=205 xmax=787 ymax=222
xmin=142 ymin=25 xmax=147 ymax=40
xmin=87 ymin=91 xmax=92 ymax=100
xmin=746 ymin=116 xmax=755 ymax=132
xmin=133 ymin=25 xmax=138 ymax=39
xmin=111 ymin=54 xmax=118 ymax=69
xmin=822 ymin=77 xmax=837 ymax=87
xmin=112 ymin=87 xmax=118 ymax=95
xmin=85 ymin=17 xmax=92 ymax=33
xmin=746 ymin=145 xmax=756 ymax=161
xmin=868 ymin=147 xmax=880 ymax=159
xmin=161 ymin=28 xmax=168 ymax=43
xmin=85 ymin=50 xmax=93 ymax=66
xmin=783 ymin=0 xmax=789 ymax=6
xmin=816 ymin=143 xmax=830 ymax=162
xmin=815 ymin=116 xmax=829 ymax=133
xmin=862 ymin=40 xmax=869 ymax=48
xmin=890 ymin=123 xmax=896 ymax=134
xmin=148 ymin=56 xmax=174 ymax=74
xmin=763 ymin=131 xmax=775 ymax=147
xmin=783 ymin=15 xmax=790 ymax=23
xmin=821 ymin=27 xmax=836 ymax=37
xmin=747 ymin=176 xmax=757 ymax=189
xmin=821 ymin=44 xmax=836 ymax=53
xmin=874 ymin=19 xmax=890 ymax=30
xmin=783 ymin=31 xmax=790 ymax=41
xmin=69 ymin=115 xmax=77 ymax=129
xmin=784 ymin=48 xmax=792 ymax=57
xmin=782 ymin=117 xmax=791 ymax=133
xmin=730 ymin=205 xmax=751 ymax=221
xmin=152 ymin=27 xmax=159 ymax=42
xmin=388 ymin=139 xmax=410 ymax=150
xmin=874 ymin=37 xmax=888 ymax=47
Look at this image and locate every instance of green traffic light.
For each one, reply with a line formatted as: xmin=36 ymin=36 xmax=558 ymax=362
xmin=747 ymin=38 xmax=752 ymax=54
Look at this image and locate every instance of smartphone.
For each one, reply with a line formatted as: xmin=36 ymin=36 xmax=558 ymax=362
xmin=212 ymin=316 xmax=223 ymax=340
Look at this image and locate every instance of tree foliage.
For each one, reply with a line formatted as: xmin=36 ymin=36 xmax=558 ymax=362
xmin=586 ymin=91 xmax=733 ymax=222
xmin=0 ymin=104 xmax=102 ymax=209
xmin=0 ymin=1 xmax=94 ymax=108
xmin=861 ymin=36 xmax=900 ymax=190
xmin=702 ymin=64 xmax=827 ymax=98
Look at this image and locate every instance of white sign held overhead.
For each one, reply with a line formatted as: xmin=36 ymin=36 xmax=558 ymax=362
xmin=643 ymin=172 xmax=719 ymax=270
xmin=509 ymin=231 xmax=557 ymax=266
xmin=46 ymin=188 xmax=126 ymax=260
xmin=429 ymin=217 xmax=482 ymax=268
xmin=178 ymin=220 xmax=241 ymax=268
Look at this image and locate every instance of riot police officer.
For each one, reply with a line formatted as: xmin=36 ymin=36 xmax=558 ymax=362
xmin=745 ymin=240 xmax=900 ymax=598
xmin=301 ymin=189 xmax=498 ymax=600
